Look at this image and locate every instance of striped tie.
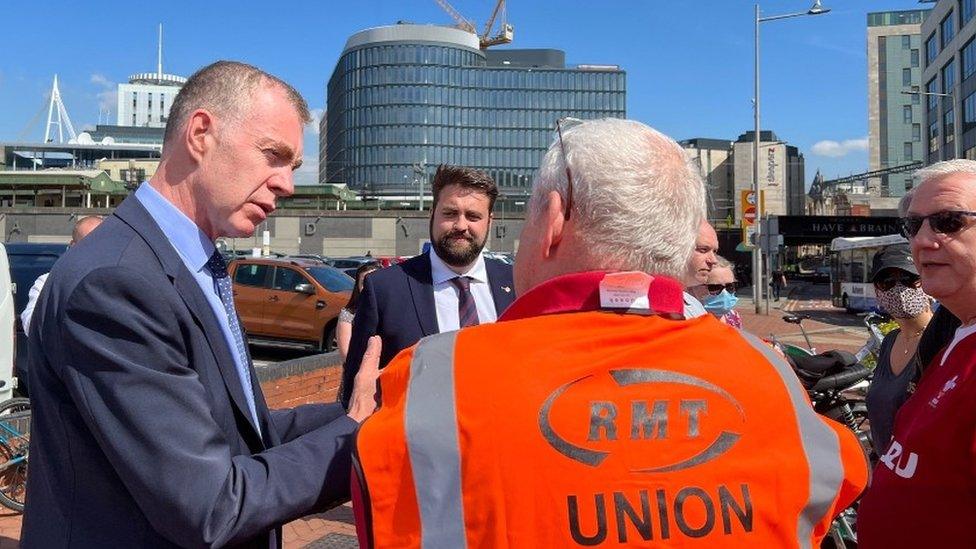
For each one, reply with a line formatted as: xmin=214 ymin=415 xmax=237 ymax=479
xmin=205 ymin=250 xmax=260 ymax=430
xmin=450 ymin=276 xmax=480 ymax=328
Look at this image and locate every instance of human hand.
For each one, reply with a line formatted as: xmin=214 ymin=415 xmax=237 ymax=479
xmin=347 ymin=336 xmax=381 ymax=423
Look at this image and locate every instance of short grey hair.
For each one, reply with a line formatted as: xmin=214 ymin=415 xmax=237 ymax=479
xmin=528 ymin=118 xmax=706 ymax=279
xmin=897 ymin=188 xmax=914 ymax=217
xmin=714 ymin=254 xmax=734 ymax=270
xmin=163 ymin=60 xmax=310 ymax=149
xmin=914 ymin=159 xmax=976 ymax=188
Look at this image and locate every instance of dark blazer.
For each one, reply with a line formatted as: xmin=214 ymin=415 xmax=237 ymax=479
xmin=340 ymin=251 xmax=514 ymax=407
xmin=23 ymin=196 xmax=358 ymax=548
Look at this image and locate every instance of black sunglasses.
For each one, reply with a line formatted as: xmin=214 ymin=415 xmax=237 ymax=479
xmin=875 ymin=274 xmax=921 ymax=292
xmin=900 ymin=210 xmax=976 ymax=238
xmin=705 ymin=283 xmax=736 ymax=295
xmin=555 ymin=118 xmax=575 ymax=221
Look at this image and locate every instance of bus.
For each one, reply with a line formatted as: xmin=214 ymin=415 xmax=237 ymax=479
xmin=830 ymin=234 xmax=907 ymax=312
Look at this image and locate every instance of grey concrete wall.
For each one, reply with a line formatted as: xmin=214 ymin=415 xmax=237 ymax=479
xmin=0 ymin=206 xmax=524 ymax=256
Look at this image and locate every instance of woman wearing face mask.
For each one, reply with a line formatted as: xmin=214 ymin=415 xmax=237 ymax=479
xmin=698 ymin=256 xmax=742 ymax=328
xmin=865 ymin=243 xmax=933 ymax=455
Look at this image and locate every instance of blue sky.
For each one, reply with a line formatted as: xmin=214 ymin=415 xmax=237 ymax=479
xmin=0 ymin=0 xmax=929 ymax=185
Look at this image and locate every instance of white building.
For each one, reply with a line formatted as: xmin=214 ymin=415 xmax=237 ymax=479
xmin=116 ymin=25 xmax=185 ymax=128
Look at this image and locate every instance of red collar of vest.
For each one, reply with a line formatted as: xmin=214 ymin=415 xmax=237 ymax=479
xmin=499 ymin=271 xmax=685 ymax=322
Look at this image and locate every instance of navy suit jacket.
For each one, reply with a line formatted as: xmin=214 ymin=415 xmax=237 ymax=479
xmin=340 ymin=251 xmax=514 ymax=407
xmin=23 ymin=196 xmax=358 ymax=548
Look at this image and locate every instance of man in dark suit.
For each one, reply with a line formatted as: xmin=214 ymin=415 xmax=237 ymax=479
xmin=23 ymin=61 xmax=379 ymax=548
xmin=340 ymin=165 xmax=515 ymax=407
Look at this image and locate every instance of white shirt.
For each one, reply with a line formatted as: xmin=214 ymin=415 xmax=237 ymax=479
xmin=20 ymin=272 xmax=49 ymax=335
xmin=940 ymin=322 xmax=976 ymax=366
xmin=430 ymin=250 xmax=498 ymax=332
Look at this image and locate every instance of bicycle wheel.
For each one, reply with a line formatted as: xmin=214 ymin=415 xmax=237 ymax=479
xmin=0 ymin=398 xmax=30 ymax=513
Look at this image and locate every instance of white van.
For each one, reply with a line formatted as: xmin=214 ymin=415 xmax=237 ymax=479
xmin=0 ymin=243 xmax=15 ymax=400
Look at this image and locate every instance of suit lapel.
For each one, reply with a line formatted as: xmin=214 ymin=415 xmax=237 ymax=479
xmin=114 ymin=197 xmax=265 ymax=444
xmin=403 ymin=253 xmax=438 ymax=336
xmin=485 ymin=259 xmax=515 ymax=314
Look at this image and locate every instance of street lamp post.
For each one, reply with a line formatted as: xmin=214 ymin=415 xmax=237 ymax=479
xmin=753 ymin=0 xmax=830 ymax=313
xmin=901 ymin=89 xmax=959 ymax=159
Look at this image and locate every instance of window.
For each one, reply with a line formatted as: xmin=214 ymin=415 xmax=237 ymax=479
xmin=927 ymin=32 xmax=938 ymax=64
xmin=234 ymin=264 xmax=271 ymax=287
xmin=903 ymin=68 xmax=912 ymax=86
xmin=904 ymin=105 xmax=913 ymax=123
xmin=904 ymin=142 xmax=913 ymax=160
xmin=307 ymin=267 xmax=355 ymax=293
xmin=965 ymin=91 xmax=976 ymax=130
xmin=930 ymin=119 xmax=940 ymax=152
xmin=944 ymin=59 xmax=956 ymax=94
xmin=272 ymin=267 xmax=309 ymax=291
xmin=964 ymin=39 xmax=976 ymax=78
xmin=946 ymin=108 xmax=956 ymax=144
xmin=913 ymin=92 xmax=920 ymax=105
xmin=911 ymin=49 xmax=920 ymax=67
xmin=913 ymin=123 xmax=922 ymax=141
xmin=963 ymin=0 xmax=975 ymax=26
xmin=132 ymin=113 xmax=136 ymax=125
xmin=943 ymin=12 xmax=956 ymax=48
xmin=927 ymin=77 xmax=939 ymax=109
xmin=902 ymin=35 xmax=911 ymax=49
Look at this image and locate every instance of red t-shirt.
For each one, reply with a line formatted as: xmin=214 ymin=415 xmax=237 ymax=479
xmin=859 ymin=323 xmax=976 ymax=548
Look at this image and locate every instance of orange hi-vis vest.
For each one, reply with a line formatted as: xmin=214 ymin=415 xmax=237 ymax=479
xmin=354 ymin=271 xmax=868 ymax=548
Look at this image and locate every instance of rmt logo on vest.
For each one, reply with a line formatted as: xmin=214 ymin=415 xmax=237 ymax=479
xmin=538 ymin=369 xmax=752 ymax=544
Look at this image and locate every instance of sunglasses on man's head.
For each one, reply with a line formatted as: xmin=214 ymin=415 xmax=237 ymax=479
xmin=875 ymin=274 xmax=921 ymax=291
xmin=900 ymin=210 xmax=976 ymax=238
xmin=705 ymin=283 xmax=736 ymax=295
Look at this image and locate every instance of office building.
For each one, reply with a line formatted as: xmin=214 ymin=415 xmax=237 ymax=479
xmin=921 ymin=0 xmax=976 ymax=161
xmin=732 ymin=131 xmax=805 ymax=220
xmin=325 ymin=24 xmax=626 ymax=196
xmin=681 ymin=138 xmax=734 ymax=224
xmin=868 ymin=9 xmax=930 ymax=196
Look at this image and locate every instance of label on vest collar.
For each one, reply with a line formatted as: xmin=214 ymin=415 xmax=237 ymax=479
xmin=599 ymin=272 xmax=652 ymax=310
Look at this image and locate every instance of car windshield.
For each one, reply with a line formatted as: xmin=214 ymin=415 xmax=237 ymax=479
xmin=306 ymin=266 xmax=355 ymax=293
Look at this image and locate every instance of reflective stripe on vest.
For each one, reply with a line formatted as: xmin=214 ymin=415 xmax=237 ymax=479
xmin=404 ymin=331 xmax=467 ymax=549
xmin=741 ymin=333 xmax=844 ymax=549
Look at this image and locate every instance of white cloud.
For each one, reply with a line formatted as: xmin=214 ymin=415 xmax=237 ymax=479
xmin=307 ymin=108 xmax=324 ymax=135
xmin=90 ymin=73 xmax=117 ymax=119
xmin=294 ymin=153 xmax=319 ymax=185
xmin=810 ymin=137 xmax=868 ymax=158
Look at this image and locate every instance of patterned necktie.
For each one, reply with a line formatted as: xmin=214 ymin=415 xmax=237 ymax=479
xmin=205 ymin=250 xmax=260 ymax=430
xmin=450 ymin=276 xmax=480 ymax=328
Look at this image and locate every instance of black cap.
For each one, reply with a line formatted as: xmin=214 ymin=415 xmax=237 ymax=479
xmin=870 ymin=243 xmax=918 ymax=282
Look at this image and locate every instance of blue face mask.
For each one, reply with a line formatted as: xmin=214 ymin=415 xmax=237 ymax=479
xmin=702 ymin=290 xmax=738 ymax=317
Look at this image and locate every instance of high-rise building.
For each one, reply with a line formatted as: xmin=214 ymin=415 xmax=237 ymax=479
xmin=116 ymin=25 xmax=185 ymax=130
xmin=325 ymin=24 xmax=626 ymax=196
xmin=681 ymin=138 xmax=734 ymax=223
xmin=867 ymin=9 xmax=930 ymax=197
xmin=732 ymin=131 xmax=805 ymax=220
xmin=921 ymin=0 xmax=976 ymax=162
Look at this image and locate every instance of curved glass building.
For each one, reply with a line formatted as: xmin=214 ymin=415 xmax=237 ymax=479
xmin=325 ymin=24 xmax=626 ymax=196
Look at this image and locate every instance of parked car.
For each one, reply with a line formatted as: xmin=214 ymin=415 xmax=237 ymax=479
xmin=229 ymin=258 xmax=353 ymax=352
xmin=325 ymin=256 xmax=379 ymax=278
xmin=6 ymin=243 xmax=70 ymax=396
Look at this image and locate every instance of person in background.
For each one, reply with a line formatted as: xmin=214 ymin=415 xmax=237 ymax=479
xmin=337 ymin=261 xmax=381 ymax=361
xmin=864 ymin=243 xmax=933 ymax=455
xmin=20 ymin=215 xmax=103 ymax=335
xmin=680 ymin=220 xmax=717 ymax=318
xmin=698 ymin=255 xmax=741 ymax=328
xmin=770 ymin=267 xmax=787 ymax=301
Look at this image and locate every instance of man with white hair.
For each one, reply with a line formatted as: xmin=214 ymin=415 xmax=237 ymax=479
xmin=351 ymin=118 xmax=867 ymax=547
xmin=859 ymin=159 xmax=976 ymax=546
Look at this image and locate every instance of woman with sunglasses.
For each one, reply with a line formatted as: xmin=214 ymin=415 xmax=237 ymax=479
xmin=695 ymin=255 xmax=742 ymax=328
xmin=865 ymin=242 xmax=933 ymax=456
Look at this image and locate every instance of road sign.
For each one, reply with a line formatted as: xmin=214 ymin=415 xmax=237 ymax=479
xmin=744 ymin=206 xmax=757 ymax=225
xmin=740 ymin=190 xmax=766 ymax=225
xmin=740 ymin=224 xmax=756 ymax=250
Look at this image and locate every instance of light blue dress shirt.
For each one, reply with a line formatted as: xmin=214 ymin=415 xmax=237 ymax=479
xmin=134 ymin=183 xmax=260 ymax=429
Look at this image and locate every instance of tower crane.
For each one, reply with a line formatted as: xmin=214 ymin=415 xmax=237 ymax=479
xmin=433 ymin=0 xmax=514 ymax=49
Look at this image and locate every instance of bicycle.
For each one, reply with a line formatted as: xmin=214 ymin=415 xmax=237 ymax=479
xmin=0 ymin=397 xmax=30 ymax=512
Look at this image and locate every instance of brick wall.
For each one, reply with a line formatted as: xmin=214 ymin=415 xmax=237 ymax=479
xmin=257 ymin=352 xmax=344 ymax=409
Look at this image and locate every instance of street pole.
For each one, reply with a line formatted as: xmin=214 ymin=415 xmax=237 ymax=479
xmin=753 ymin=3 xmax=763 ymax=313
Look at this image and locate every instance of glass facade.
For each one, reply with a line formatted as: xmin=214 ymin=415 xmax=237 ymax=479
xmin=326 ymin=25 xmax=626 ymax=195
